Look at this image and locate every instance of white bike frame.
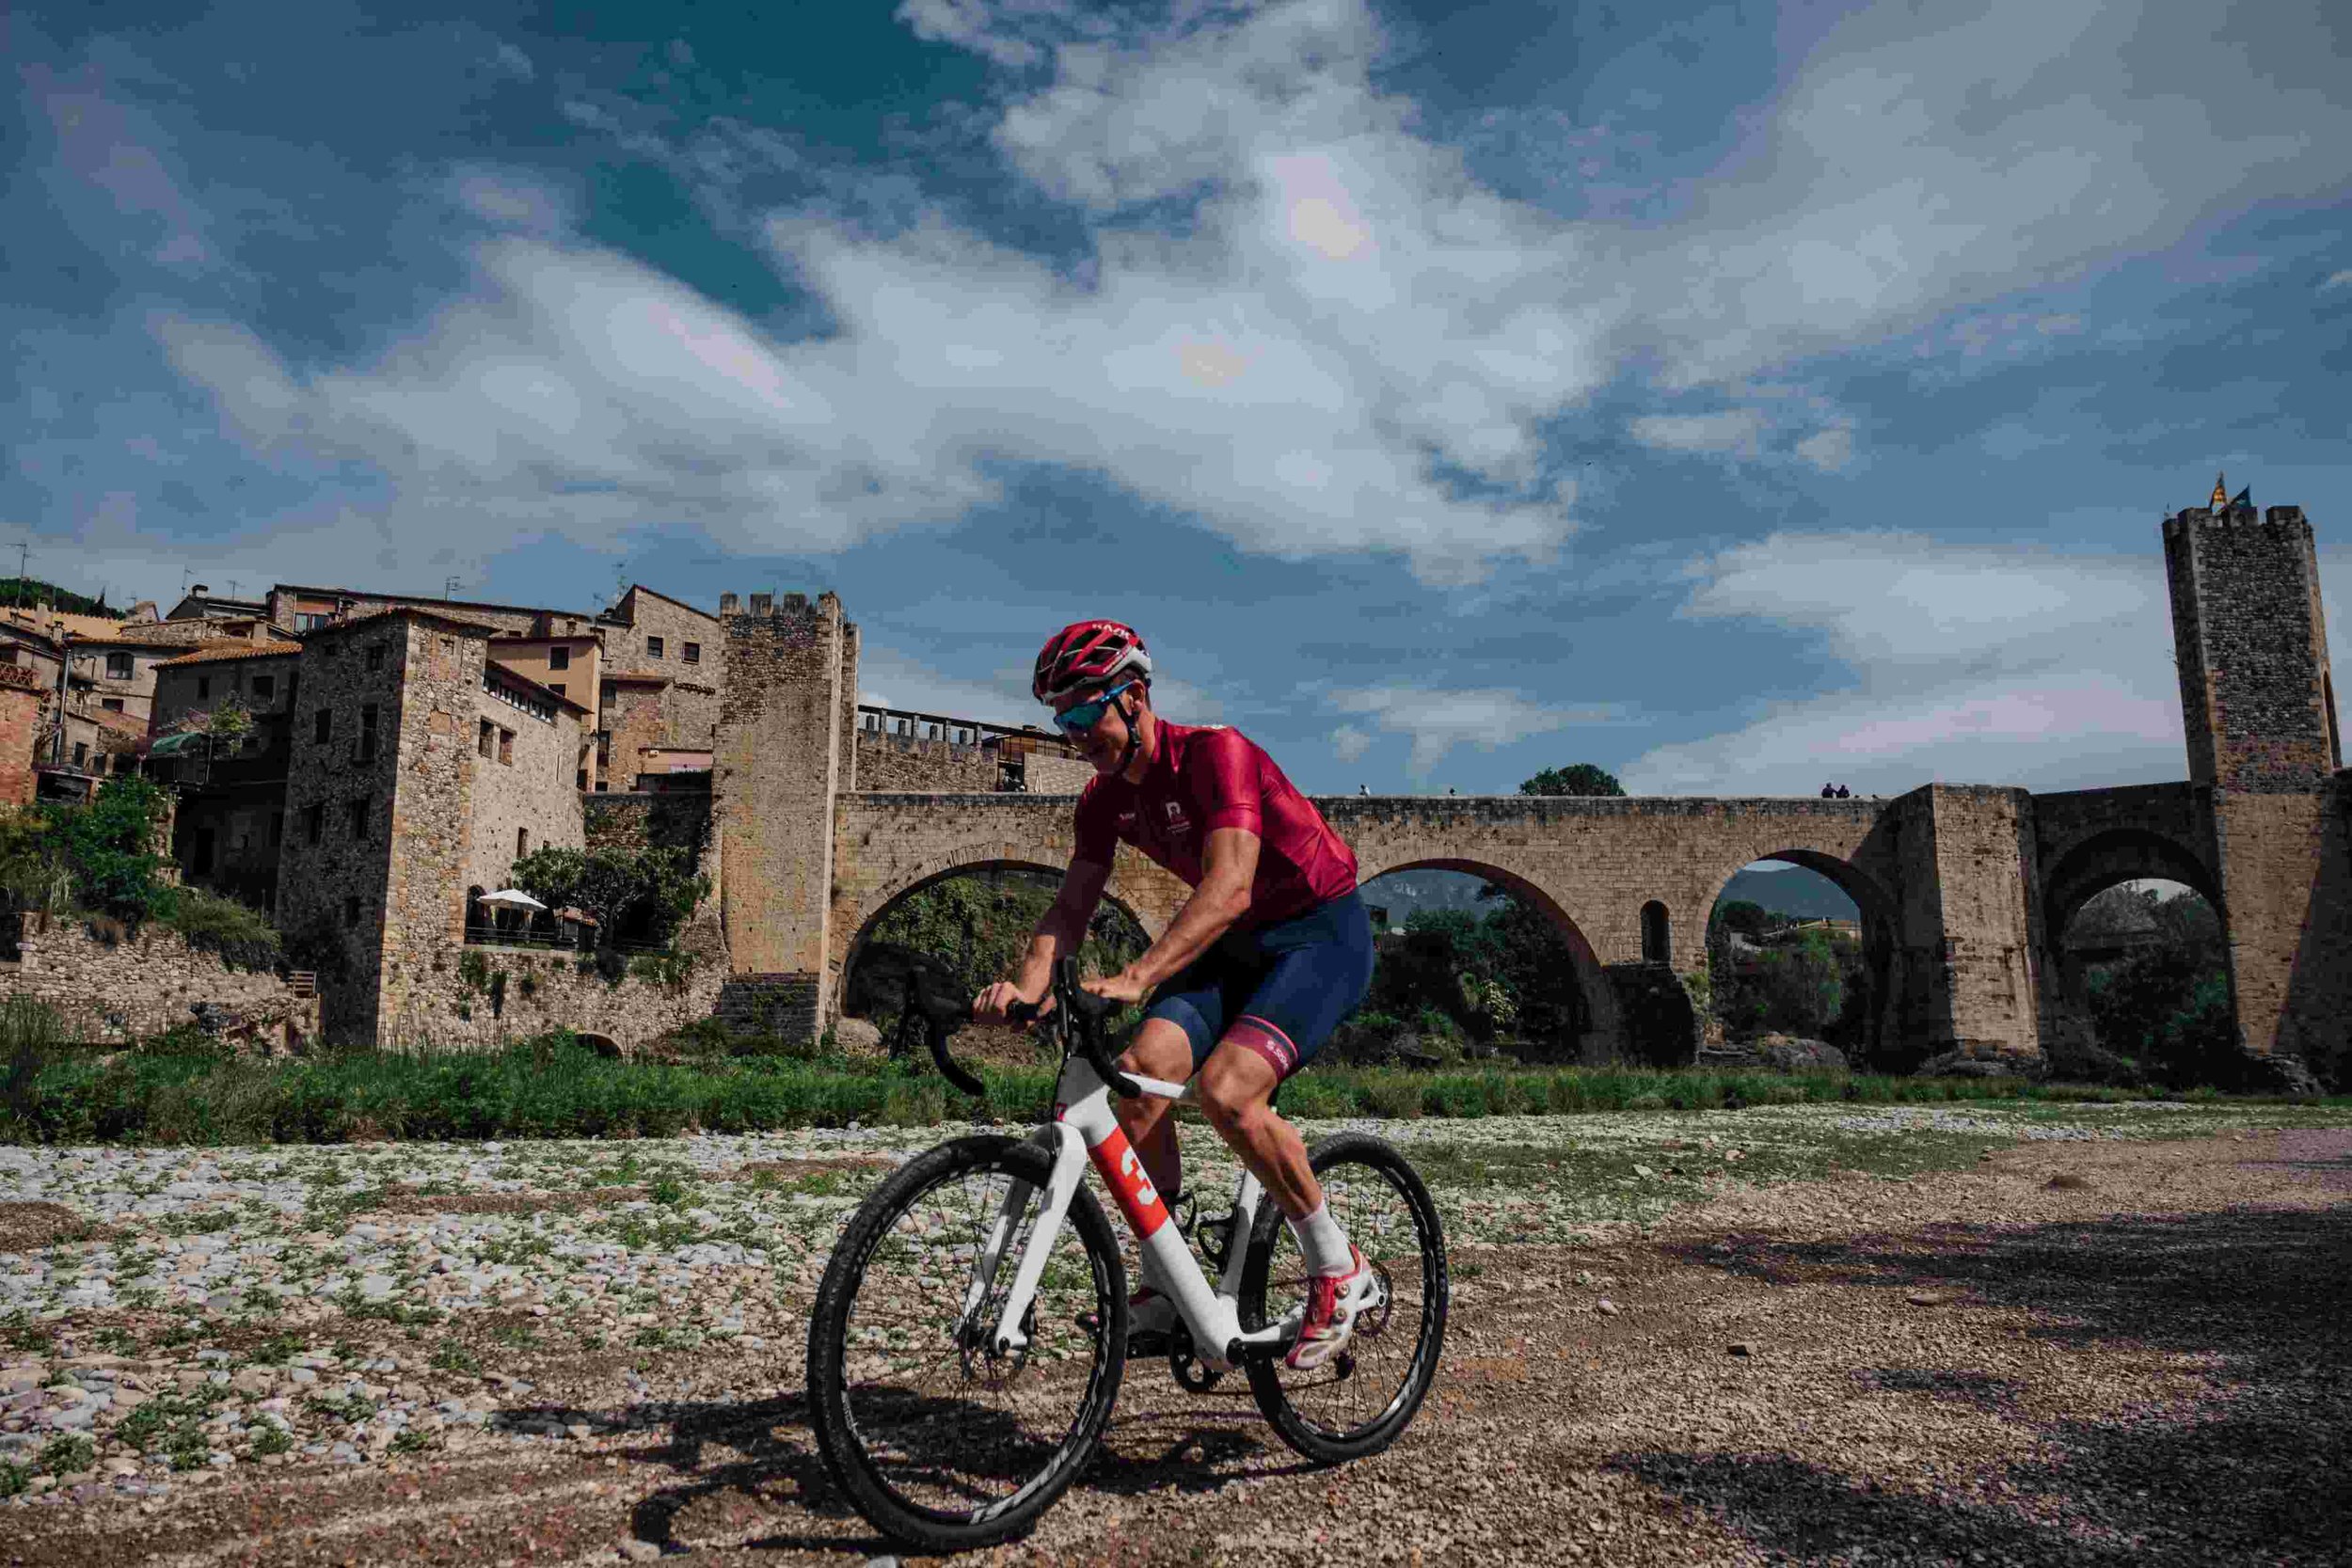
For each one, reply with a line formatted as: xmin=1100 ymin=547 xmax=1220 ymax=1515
xmin=955 ymin=1052 xmax=1293 ymax=1368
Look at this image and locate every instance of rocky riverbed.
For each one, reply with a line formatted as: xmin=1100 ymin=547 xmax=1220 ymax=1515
xmin=2 ymin=1099 xmax=2345 ymax=1563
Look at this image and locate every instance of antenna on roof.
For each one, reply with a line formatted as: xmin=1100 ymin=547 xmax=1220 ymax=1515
xmin=444 ymin=576 xmax=464 ymax=600
xmin=12 ymin=539 xmax=26 ymax=608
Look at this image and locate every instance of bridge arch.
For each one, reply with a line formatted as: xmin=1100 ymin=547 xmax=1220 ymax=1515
xmin=830 ymin=846 xmax=1180 ymax=1022
xmin=2037 ymin=828 xmax=2227 ymax=1067
xmin=1700 ymin=848 xmax=1901 ymax=1065
xmin=1355 ymin=855 xmax=1624 ymax=1061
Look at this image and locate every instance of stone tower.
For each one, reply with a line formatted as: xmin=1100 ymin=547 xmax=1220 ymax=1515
xmin=278 ymin=611 xmax=488 ymax=1042
xmin=712 ymin=591 xmax=860 ymax=1039
xmin=2162 ymin=498 xmax=2351 ymax=1066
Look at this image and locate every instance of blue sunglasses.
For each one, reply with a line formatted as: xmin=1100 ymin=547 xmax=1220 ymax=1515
xmin=1053 ymin=680 xmax=1139 ymax=737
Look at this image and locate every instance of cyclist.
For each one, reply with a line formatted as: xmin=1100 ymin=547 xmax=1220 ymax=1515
xmin=974 ymin=619 xmax=1377 ymax=1371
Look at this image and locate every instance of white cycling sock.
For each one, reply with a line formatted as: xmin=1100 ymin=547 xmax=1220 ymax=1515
xmin=1287 ymin=1202 xmax=1353 ymax=1278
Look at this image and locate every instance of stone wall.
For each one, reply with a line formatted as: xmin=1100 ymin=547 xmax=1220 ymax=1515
xmin=1023 ymin=751 xmax=1097 ymax=793
xmin=1898 ymin=786 xmax=2043 ymax=1061
xmin=2161 ymin=502 xmax=2349 ymax=1068
xmin=715 ymin=592 xmax=846 ymax=1037
xmin=3 ymin=916 xmax=320 ymax=1046
xmin=601 ymin=588 xmax=723 ymax=717
xmin=853 ymin=732 xmax=1002 ymax=793
xmin=375 ymin=942 xmax=723 ymax=1053
xmin=151 ymin=649 xmax=300 ymax=732
xmin=582 ymin=790 xmax=714 ymax=857
xmin=276 ymin=616 xmax=429 ymax=1041
xmin=465 ymin=671 xmax=585 ymax=901
xmin=599 ymin=679 xmax=671 ymax=789
xmin=0 ymin=668 xmax=40 ymax=806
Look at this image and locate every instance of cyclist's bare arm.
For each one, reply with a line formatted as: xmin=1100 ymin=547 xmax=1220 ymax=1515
xmin=1103 ymin=827 xmax=1260 ymax=994
xmin=973 ymin=855 xmax=1113 ymax=1022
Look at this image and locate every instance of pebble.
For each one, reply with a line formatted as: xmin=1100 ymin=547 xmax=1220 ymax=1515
xmin=617 ymin=1543 xmax=663 ymax=1562
xmin=1595 ymin=1298 xmax=1620 ymax=1317
xmin=1727 ymin=1340 xmax=1756 ymax=1357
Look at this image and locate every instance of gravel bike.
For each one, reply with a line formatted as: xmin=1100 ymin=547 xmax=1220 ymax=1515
xmin=805 ymin=957 xmax=1450 ymax=1551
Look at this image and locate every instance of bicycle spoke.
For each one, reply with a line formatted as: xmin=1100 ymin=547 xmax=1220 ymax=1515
xmin=828 ymin=1152 xmax=1115 ymax=1527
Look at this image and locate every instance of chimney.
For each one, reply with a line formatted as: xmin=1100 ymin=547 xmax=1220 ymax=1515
xmin=749 ymin=593 xmax=773 ymax=615
xmin=719 ymin=593 xmax=739 ymax=614
xmin=191 ymin=584 xmax=210 ymax=595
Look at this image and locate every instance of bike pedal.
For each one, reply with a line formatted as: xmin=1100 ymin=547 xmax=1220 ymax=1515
xmin=1129 ymin=1330 xmax=1175 ymax=1356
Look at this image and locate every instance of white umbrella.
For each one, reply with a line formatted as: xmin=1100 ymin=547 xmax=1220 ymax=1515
xmin=477 ymin=889 xmax=547 ymax=911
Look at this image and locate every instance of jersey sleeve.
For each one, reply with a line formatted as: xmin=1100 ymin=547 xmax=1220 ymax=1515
xmin=1071 ymin=779 xmax=1118 ymax=864
xmin=1191 ymin=728 xmax=1265 ymax=836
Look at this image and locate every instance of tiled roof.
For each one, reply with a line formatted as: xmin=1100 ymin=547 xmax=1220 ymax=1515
xmin=155 ymin=641 xmax=301 ymax=668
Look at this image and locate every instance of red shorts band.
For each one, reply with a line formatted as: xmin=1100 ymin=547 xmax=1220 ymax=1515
xmin=1223 ymin=1014 xmax=1299 ymax=1079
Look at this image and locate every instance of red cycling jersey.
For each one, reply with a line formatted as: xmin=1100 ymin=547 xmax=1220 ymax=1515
xmin=1072 ymin=720 xmax=1359 ymax=928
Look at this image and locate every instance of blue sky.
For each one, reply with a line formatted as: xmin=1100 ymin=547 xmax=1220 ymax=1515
xmin=9 ymin=0 xmax=2351 ymax=797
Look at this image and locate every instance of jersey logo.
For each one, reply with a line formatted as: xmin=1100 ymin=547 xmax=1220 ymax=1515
xmin=1162 ymin=800 xmax=1193 ymax=834
xmin=1116 ymin=810 xmax=1137 ymax=829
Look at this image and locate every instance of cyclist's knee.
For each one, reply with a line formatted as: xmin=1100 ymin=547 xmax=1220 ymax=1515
xmin=1117 ymin=1018 xmax=1194 ymax=1081
xmin=1195 ymin=1069 xmax=1268 ymax=1133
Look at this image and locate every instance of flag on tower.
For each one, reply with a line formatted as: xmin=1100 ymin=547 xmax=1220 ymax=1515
xmin=2231 ymin=485 xmax=2251 ymax=509
xmin=2209 ymin=472 xmax=2229 ymax=509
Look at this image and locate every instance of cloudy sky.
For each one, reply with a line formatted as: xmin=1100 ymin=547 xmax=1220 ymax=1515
xmin=10 ymin=0 xmax=2350 ymax=796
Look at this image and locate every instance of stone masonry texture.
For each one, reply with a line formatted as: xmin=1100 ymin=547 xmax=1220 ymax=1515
xmin=6 ymin=915 xmax=320 ymax=1046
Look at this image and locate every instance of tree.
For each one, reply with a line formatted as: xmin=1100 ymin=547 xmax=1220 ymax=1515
xmin=51 ymin=777 xmax=172 ymax=923
xmin=1709 ymin=899 xmax=1771 ymax=939
xmin=509 ymin=845 xmax=710 ymax=951
xmin=1519 ymin=763 xmax=1625 ymax=798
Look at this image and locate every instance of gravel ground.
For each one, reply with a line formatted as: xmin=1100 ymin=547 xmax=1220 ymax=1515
xmin=2 ymin=1100 xmax=2347 ymax=1564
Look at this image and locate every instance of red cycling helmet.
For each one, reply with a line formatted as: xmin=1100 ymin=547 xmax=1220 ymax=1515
xmin=1032 ymin=619 xmax=1152 ymax=704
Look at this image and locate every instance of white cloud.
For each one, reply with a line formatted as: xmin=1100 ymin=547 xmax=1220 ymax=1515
xmin=1629 ymin=0 xmax=2352 ymax=384
xmin=1794 ymin=426 xmax=1854 ymax=472
xmin=1623 ymin=533 xmax=2191 ymax=795
xmin=1328 ymin=685 xmax=1608 ymax=777
xmin=1628 ymin=408 xmax=1766 ymax=458
xmin=493 ymin=42 xmax=536 ymax=81
xmin=2324 ymin=269 xmax=2352 ymax=292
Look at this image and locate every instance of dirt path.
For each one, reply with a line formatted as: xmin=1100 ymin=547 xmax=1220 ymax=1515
xmin=8 ymin=1128 xmax=2347 ymax=1566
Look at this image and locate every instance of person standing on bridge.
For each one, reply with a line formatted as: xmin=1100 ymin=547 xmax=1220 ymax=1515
xmin=973 ymin=619 xmax=1378 ymax=1371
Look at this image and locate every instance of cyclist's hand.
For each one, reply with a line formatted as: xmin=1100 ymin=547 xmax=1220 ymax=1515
xmin=973 ymin=980 xmax=1053 ymax=1025
xmin=1079 ymin=971 xmax=1149 ymax=1006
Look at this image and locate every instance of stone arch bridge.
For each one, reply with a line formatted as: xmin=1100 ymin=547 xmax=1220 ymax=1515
xmin=823 ymin=781 xmax=2232 ymax=1068
xmin=707 ymin=499 xmax=2352 ymax=1079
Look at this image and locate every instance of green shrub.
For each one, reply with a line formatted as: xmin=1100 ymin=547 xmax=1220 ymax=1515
xmin=158 ymin=886 xmax=282 ymax=972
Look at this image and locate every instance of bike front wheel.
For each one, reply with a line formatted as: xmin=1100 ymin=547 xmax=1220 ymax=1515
xmin=805 ymin=1134 xmax=1128 ymax=1551
xmin=1240 ymin=1131 xmax=1449 ymax=1465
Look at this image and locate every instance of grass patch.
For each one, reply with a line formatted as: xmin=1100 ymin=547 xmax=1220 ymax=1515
xmin=0 ymin=1036 xmax=2339 ymax=1147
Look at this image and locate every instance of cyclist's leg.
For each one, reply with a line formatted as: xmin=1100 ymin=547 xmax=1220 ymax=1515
xmin=1193 ymin=892 xmax=1375 ymax=1223
xmin=1109 ymin=1018 xmax=1198 ymax=1200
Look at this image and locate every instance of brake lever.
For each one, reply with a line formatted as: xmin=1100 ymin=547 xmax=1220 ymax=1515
xmin=1052 ymin=958 xmax=1143 ymax=1100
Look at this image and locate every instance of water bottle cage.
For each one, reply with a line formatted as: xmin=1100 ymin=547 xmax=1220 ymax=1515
xmin=1192 ymin=1209 xmax=1239 ymax=1273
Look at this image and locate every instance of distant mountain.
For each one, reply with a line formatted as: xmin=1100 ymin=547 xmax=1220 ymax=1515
xmin=1359 ymin=863 xmax=1858 ymax=930
xmin=1358 ymin=868 xmax=1495 ymax=927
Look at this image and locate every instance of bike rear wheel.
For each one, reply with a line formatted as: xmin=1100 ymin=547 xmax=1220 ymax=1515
xmin=1239 ymin=1132 xmax=1448 ymax=1465
xmin=805 ymin=1134 xmax=1128 ymax=1551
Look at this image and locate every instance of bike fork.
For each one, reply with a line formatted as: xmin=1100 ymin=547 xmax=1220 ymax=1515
xmin=956 ymin=1124 xmax=1089 ymax=1354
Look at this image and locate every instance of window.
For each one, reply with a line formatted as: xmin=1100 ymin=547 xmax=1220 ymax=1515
xmin=196 ymin=676 xmax=211 ymax=700
xmin=303 ymin=803 xmax=324 ymax=845
xmin=683 ymin=641 xmax=701 ymax=664
xmin=478 ymin=718 xmax=494 ymax=759
xmin=252 ymin=674 xmax=275 ymax=701
xmin=367 ymin=642 xmax=386 ymax=672
xmin=577 ymin=768 xmax=588 ymax=790
xmin=548 ymin=683 xmax=564 ymax=698
xmin=347 ymin=798 xmax=369 ymax=840
xmin=499 ymin=728 xmax=513 ymax=766
xmin=101 ymin=697 xmax=124 ymax=713
xmin=106 ymin=652 xmax=134 ymax=679
xmin=1640 ymin=900 xmax=1671 ymax=964
xmin=516 ymin=828 xmax=529 ymax=859
xmin=342 ymin=895 xmax=360 ymax=928
xmin=549 ymin=646 xmax=570 ymax=672
xmin=192 ymin=829 xmax=215 ymax=877
xmin=294 ymin=611 xmax=329 ymax=631
xmin=72 ymin=741 xmax=87 ymax=768
xmin=358 ymin=704 xmax=378 ymax=762
xmin=314 ymin=709 xmax=332 ymax=744
xmin=0 ymin=646 xmax=15 ymax=666
xmin=270 ymin=811 xmax=284 ymax=847
xmin=646 ymin=635 xmax=664 ymax=658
